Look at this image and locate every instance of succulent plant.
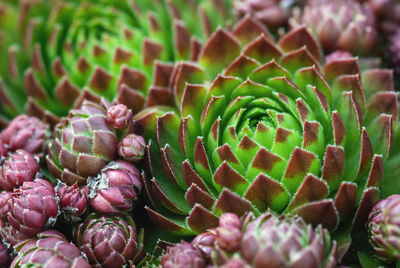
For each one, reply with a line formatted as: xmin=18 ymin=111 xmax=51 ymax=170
xmin=57 ymin=182 xmax=88 ymax=223
xmin=75 ymin=214 xmax=144 ymax=267
xmin=7 ymin=178 xmax=59 ymax=237
xmin=234 ymin=0 xmax=289 ymax=31
xmin=0 ymin=0 xmax=234 ymax=127
xmin=46 ymin=99 xmax=121 ymax=186
xmin=215 ymin=213 xmax=243 ymax=253
xmin=0 ymin=115 xmax=49 ymax=155
xmin=191 ymin=231 xmax=217 ymax=259
xmin=367 ymin=194 xmax=400 ymax=263
xmin=118 ymin=134 xmax=146 ymax=162
xmin=232 ymin=211 xmax=338 ymax=267
xmin=88 ymin=160 xmax=142 ymax=215
xmin=0 ymin=149 xmax=39 ymax=191
xmin=368 ymin=0 xmax=400 ymax=36
xmin=295 ymin=0 xmax=377 ymax=55
xmin=106 ymin=104 xmax=133 ymax=130
xmin=134 ymin=18 xmax=397 ymax=236
xmin=161 ymin=241 xmax=206 ymax=268
xmin=11 ymin=230 xmax=90 ymax=268
xmin=160 ymin=211 xmax=338 ymax=267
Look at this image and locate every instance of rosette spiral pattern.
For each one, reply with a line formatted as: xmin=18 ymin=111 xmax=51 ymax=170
xmin=0 ymin=0 xmax=233 ymax=127
xmin=7 ymin=178 xmax=59 ymax=237
xmin=0 ymin=115 xmax=49 ymax=155
xmin=367 ymin=194 xmax=400 ymax=263
xmin=46 ymin=99 xmax=120 ymax=185
xmin=75 ymin=214 xmax=144 ymax=267
xmin=0 ymin=149 xmax=39 ymax=191
xmin=11 ymin=230 xmax=90 ymax=268
xmin=135 ymin=18 xmax=398 ymax=235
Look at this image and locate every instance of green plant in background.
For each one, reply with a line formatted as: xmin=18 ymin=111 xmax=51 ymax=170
xmin=0 ymin=0 xmax=234 ymax=127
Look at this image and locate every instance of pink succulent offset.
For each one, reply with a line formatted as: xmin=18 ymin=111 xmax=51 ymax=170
xmin=46 ymin=99 xmax=120 ymax=186
xmin=106 ymin=104 xmax=133 ymax=130
xmin=75 ymin=215 xmax=143 ymax=267
xmin=7 ymin=179 xmax=59 ymax=237
xmin=191 ymin=232 xmax=217 ymax=259
xmin=368 ymin=195 xmax=400 ymax=263
xmin=118 ymin=134 xmax=146 ymax=162
xmin=88 ymin=160 xmax=142 ymax=215
xmin=298 ymin=0 xmax=377 ymax=55
xmin=1 ymin=115 xmax=49 ymax=155
xmin=216 ymin=213 xmax=243 ymax=253
xmin=161 ymin=241 xmax=206 ymax=268
xmin=0 ymin=150 xmax=39 ymax=191
xmin=220 ymin=257 xmax=251 ymax=268
xmin=57 ymin=183 xmax=88 ymax=223
xmin=11 ymin=230 xmax=90 ymax=268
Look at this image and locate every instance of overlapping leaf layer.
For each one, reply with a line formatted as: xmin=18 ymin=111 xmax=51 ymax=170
xmin=135 ymin=18 xmax=398 ymax=237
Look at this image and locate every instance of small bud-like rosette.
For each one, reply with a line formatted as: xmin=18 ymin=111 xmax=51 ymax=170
xmin=296 ymin=0 xmax=377 ymax=55
xmin=88 ymin=160 xmax=142 ymax=215
xmin=57 ymin=182 xmax=88 ymax=223
xmin=0 ymin=115 xmax=49 ymax=155
xmin=118 ymin=134 xmax=146 ymax=162
xmin=367 ymin=195 xmax=400 ymax=263
xmin=0 ymin=0 xmax=233 ymax=126
xmin=134 ymin=17 xmax=397 ymax=235
xmin=161 ymin=241 xmax=207 ymax=268
xmin=7 ymin=178 xmax=59 ymax=237
xmin=75 ymin=214 xmax=144 ymax=267
xmin=215 ymin=213 xmax=243 ymax=253
xmin=46 ymin=99 xmax=119 ymax=186
xmin=11 ymin=230 xmax=90 ymax=268
xmin=106 ymin=104 xmax=133 ymax=130
xmin=0 ymin=150 xmax=39 ymax=191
